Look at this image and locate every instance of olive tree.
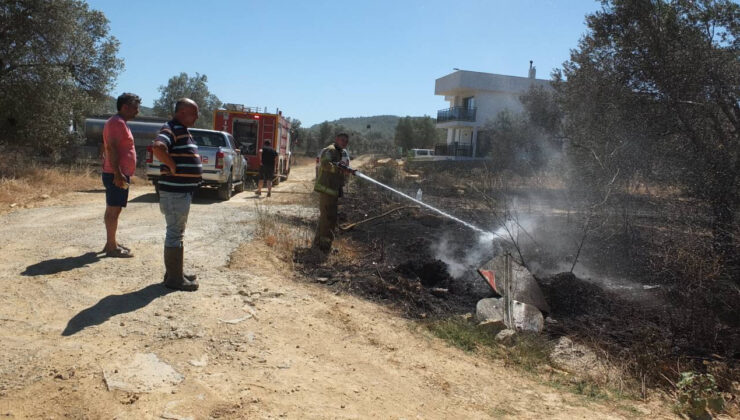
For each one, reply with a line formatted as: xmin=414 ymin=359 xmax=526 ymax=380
xmin=153 ymin=72 xmax=222 ymax=129
xmin=0 ymin=0 xmax=123 ymax=157
xmin=532 ymin=0 xmax=739 ymax=269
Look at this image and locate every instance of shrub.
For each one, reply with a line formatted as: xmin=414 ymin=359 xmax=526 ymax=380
xmin=676 ymin=372 xmax=724 ymax=419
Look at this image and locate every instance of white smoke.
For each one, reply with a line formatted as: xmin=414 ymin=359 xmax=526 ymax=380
xmin=431 ymin=232 xmax=497 ymax=278
xmin=493 ymin=215 xmax=538 ymax=243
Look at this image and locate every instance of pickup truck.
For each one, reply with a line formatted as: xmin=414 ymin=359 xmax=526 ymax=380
xmin=146 ymin=128 xmax=247 ymax=201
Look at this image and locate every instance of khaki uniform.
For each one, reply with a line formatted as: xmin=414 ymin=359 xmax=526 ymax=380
xmin=313 ymin=143 xmax=345 ymax=251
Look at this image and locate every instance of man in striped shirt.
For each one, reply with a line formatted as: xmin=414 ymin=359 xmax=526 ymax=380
xmin=152 ymin=98 xmax=202 ymax=291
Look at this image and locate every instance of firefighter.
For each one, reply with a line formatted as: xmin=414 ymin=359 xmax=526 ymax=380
xmin=313 ymin=133 xmax=354 ymax=253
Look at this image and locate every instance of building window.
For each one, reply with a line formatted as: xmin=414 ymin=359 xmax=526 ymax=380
xmin=462 ymin=96 xmax=475 ymax=109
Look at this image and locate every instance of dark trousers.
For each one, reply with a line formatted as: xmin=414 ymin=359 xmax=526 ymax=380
xmin=314 ymin=193 xmax=338 ymax=251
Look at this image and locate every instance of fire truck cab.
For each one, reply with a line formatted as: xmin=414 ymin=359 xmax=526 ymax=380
xmin=213 ymin=105 xmax=292 ymax=183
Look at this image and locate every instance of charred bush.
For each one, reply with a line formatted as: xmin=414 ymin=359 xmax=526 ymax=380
xmin=396 ymin=259 xmax=451 ymax=287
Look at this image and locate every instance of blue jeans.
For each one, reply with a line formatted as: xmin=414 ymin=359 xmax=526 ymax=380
xmin=159 ymin=190 xmax=193 ymax=247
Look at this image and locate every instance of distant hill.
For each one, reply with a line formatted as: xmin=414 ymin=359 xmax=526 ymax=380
xmin=309 ymin=115 xmax=401 ymax=140
xmin=100 ymin=96 xmax=156 ymax=117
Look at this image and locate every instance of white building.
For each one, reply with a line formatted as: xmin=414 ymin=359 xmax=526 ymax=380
xmin=435 ymin=63 xmax=551 ymax=157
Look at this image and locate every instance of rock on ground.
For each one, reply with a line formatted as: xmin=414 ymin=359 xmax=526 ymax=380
xmin=103 ymin=353 xmax=183 ymax=393
xmin=512 ymin=300 xmax=544 ymax=333
xmin=476 ymin=297 xmax=505 ymax=323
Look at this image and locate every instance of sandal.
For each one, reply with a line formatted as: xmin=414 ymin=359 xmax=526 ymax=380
xmin=117 ymin=243 xmax=131 ymax=252
xmin=106 ymin=246 xmax=134 ymax=258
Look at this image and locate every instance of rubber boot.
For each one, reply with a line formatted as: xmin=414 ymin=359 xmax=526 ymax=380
xmin=163 ymin=243 xmax=196 ymax=282
xmin=163 ymin=246 xmax=199 ymax=291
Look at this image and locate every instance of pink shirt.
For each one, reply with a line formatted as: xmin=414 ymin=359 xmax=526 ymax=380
xmin=102 ymin=114 xmax=136 ymax=176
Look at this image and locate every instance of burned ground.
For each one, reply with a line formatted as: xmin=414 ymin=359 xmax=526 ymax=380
xmin=292 ymin=159 xmax=739 ymax=399
xmin=291 ymin=161 xmax=505 ymax=319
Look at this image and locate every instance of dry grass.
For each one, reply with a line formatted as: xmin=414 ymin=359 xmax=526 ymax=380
xmin=0 ymin=163 xmax=105 ymax=212
xmin=252 ymin=203 xmax=315 ymax=264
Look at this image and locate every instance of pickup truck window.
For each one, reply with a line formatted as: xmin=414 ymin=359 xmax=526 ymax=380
xmin=191 ymin=132 xmax=227 ymax=148
xmin=226 ymin=134 xmax=237 ymax=150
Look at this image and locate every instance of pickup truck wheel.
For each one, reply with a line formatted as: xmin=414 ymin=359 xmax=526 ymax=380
xmin=218 ymin=172 xmax=232 ymax=201
xmin=234 ymin=170 xmax=245 ymax=193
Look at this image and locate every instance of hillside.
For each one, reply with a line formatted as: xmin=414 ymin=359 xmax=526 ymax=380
xmin=309 ymin=115 xmax=400 ymax=139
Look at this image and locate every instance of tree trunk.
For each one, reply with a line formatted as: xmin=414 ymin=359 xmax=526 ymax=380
xmin=711 ymin=194 xmax=739 ymax=284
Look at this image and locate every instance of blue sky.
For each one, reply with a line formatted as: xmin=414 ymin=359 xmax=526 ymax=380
xmin=86 ymin=0 xmax=601 ymax=126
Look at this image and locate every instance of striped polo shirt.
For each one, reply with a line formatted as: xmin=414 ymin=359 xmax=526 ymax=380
xmin=155 ymin=120 xmax=203 ymax=193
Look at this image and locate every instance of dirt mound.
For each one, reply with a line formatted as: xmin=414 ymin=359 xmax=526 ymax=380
xmin=539 ymin=272 xmax=613 ymax=317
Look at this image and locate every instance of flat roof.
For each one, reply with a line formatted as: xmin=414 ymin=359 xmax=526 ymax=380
xmin=435 ymin=70 xmax=552 ymax=96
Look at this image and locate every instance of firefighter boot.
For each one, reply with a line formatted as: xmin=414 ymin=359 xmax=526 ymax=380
xmin=163 ymin=246 xmax=199 ymax=292
xmin=162 ymin=243 xmax=196 ymax=282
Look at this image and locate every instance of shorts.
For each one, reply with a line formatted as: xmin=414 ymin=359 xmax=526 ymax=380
xmin=102 ymin=172 xmax=130 ymax=207
xmin=259 ymin=165 xmax=274 ymax=181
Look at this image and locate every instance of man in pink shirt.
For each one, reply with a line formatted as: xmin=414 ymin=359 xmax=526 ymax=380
xmin=102 ymin=93 xmax=140 ymax=258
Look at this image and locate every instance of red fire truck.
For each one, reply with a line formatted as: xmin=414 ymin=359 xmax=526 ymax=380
xmin=213 ymin=105 xmax=292 ymax=183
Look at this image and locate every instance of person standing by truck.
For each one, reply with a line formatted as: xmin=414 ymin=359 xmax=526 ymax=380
xmin=255 ymin=140 xmax=278 ymax=198
xmin=101 ymin=92 xmax=140 ymax=258
xmin=313 ymin=133 xmax=354 ymax=253
xmin=151 ymin=98 xmax=202 ymax=291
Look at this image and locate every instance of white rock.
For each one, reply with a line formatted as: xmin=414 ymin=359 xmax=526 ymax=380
xmin=188 ymin=355 xmax=208 ymax=367
xmin=475 ymin=298 xmax=505 ymax=323
xmin=103 ymin=353 xmax=183 ymax=393
xmin=495 ymin=329 xmax=516 ymax=342
xmin=550 ymin=337 xmax=598 ymax=371
xmin=161 ymin=400 xmax=194 ymax=420
xmin=512 ymin=300 xmax=544 ymax=333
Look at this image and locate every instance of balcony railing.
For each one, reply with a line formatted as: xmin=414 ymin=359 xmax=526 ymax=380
xmin=434 ymin=142 xmax=473 ymax=157
xmin=436 ymin=106 xmax=477 ymax=123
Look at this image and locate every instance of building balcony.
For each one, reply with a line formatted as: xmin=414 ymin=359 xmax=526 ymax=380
xmin=436 ymin=106 xmax=476 ymax=123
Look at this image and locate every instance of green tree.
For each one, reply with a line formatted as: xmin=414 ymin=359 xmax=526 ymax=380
xmin=394 ymin=116 xmax=415 ymax=152
xmin=535 ymin=0 xmax=739 ymax=272
xmin=0 ymin=0 xmax=123 ymax=157
xmin=412 ymin=116 xmax=439 ymax=149
xmin=287 ymin=117 xmax=305 ymax=147
xmin=480 ymin=110 xmax=549 ymax=175
xmin=315 ymin=121 xmax=333 ymax=151
xmin=153 ymin=72 xmax=222 ymax=129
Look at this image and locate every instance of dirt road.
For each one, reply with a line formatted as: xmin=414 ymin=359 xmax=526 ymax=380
xmin=0 ymin=159 xmax=673 ymax=418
